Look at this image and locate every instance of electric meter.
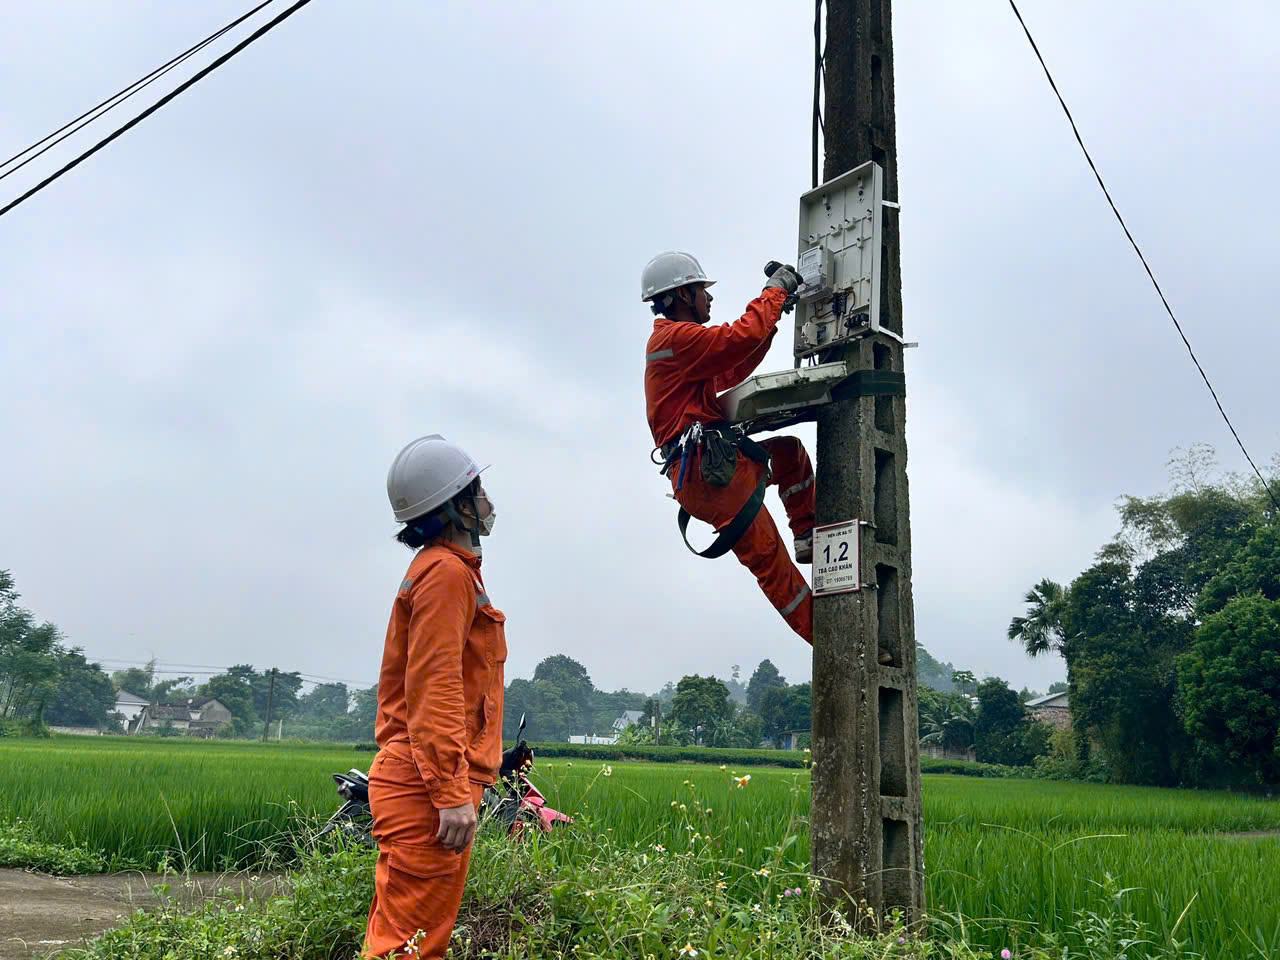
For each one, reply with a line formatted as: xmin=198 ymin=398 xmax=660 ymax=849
xmin=792 ymin=160 xmax=886 ymax=363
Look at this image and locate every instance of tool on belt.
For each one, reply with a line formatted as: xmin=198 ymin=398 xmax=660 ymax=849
xmin=653 ymin=422 xmax=772 ymax=559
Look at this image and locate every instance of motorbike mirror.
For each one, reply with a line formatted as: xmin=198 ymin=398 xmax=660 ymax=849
xmin=518 ymin=713 xmax=527 ymax=737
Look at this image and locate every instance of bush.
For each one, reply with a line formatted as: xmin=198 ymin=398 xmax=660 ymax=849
xmin=0 ymin=717 xmax=48 ymax=738
xmin=0 ymin=818 xmax=108 ymax=874
xmin=1033 ymin=727 xmax=1111 ymax=783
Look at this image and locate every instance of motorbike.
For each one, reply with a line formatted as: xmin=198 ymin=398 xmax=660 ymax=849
xmin=316 ymin=713 xmax=572 ymax=845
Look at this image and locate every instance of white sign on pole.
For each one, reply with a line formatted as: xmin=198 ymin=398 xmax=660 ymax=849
xmin=812 ymin=519 xmax=861 ymax=597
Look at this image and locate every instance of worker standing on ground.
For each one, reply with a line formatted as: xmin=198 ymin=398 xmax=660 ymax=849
xmin=642 ymin=252 xmax=820 ymax=642
xmin=363 ymin=434 xmax=520 ymax=960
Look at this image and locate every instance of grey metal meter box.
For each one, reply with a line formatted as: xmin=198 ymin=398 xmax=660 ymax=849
xmin=718 ymin=362 xmax=849 ymax=434
xmin=793 ymin=160 xmax=885 ymax=363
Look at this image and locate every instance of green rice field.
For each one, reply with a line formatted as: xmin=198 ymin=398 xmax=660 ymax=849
xmin=4 ymin=736 xmax=1279 ymax=958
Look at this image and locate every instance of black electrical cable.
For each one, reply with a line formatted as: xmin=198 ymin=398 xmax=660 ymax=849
xmin=93 ymin=655 xmax=375 ymax=689
xmin=0 ymin=0 xmax=315 ymax=221
xmin=1007 ymin=0 xmax=1280 ymax=513
xmin=812 ymin=0 xmax=824 ymax=188
xmin=0 ymin=1 xmax=276 ymax=184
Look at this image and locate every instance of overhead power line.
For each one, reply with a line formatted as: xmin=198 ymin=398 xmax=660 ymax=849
xmin=92 ymin=655 xmax=375 ymax=689
xmin=0 ymin=0 xmax=315 ymax=220
xmin=0 ymin=0 xmax=276 ymax=185
xmin=1006 ymin=0 xmax=1280 ymax=513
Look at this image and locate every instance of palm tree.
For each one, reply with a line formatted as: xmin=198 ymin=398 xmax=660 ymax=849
xmin=920 ymin=696 xmax=974 ymax=751
xmin=1007 ymin=578 xmax=1070 ymax=658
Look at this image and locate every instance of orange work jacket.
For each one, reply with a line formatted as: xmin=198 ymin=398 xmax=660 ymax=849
xmin=643 ymin=286 xmax=788 ymax=448
xmin=373 ymin=541 xmax=507 ymax=809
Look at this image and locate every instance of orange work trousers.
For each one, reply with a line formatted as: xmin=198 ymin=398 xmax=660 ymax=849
xmin=362 ymin=748 xmax=487 ymax=960
xmin=673 ymin=435 xmax=815 ymax=642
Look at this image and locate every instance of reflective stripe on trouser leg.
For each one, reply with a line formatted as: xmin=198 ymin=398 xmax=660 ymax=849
xmin=759 ymin=436 xmax=816 ymax=537
xmin=674 ymin=458 xmax=813 ymax=644
xmin=727 ymin=495 xmax=813 ymax=644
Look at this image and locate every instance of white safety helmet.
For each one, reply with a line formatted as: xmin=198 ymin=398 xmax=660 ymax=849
xmin=640 ymin=251 xmax=716 ymax=302
xmin=386 ymin=434 xmax=488 ymax=523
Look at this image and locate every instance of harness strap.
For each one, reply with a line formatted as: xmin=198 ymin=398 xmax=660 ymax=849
xmin=676 ymin=470 xmax=768 ymax=559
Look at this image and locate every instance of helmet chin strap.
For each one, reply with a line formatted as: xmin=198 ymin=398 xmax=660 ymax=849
xmin=443 ymin=498 xmax=483 ymax=554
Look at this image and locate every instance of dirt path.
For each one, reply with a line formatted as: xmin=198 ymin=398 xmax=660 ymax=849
xmin=0 ymin=868 xmax=288 ymax=960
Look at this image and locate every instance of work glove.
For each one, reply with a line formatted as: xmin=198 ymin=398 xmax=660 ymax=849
xmin=763 ymin=261 xmax=805 ymax=313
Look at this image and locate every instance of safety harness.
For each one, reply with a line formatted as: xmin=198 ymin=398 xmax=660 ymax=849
xmin=655 ymin=422 xmax=772 ymax=559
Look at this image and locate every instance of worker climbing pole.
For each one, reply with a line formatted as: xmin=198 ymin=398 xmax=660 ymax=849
xmin=809 ymin=0 xmax=926 ymax=926
xmin=639 ymin=0 xmax=923 ymax=928
xmin=642 ymin=253 xmax=820 ymax=644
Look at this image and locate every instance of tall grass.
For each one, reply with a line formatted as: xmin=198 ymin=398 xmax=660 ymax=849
xmin=5 ymin=736 xmax=1280 ymax=958
xmin=0 ymin=737 xmax=367 ymax=870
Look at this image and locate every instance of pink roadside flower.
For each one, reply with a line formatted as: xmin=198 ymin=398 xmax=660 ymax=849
xmin=793 ymin=887 xmax=803 ymax=896
xmin=1001 ymin=950 xmax=1012 ymax=959
xmin=784 ymin=888 xmax=792 ymax=897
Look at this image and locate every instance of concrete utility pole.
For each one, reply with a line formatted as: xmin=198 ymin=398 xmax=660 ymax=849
xmin=809 ymin=0 xmax=926 ymax=926
xmin=261 ymin=668 xmax=277 ymax=744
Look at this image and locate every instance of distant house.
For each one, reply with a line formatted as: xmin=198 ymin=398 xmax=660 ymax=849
xmin=777 ymin=730 xmax=808 ymax=751
xmin=135 ymin=697 xmax=233 ymax=737
xmin=567 ymin=734 xmax=618 ymax=745
xmin=612 ymin=710 xmax=645 ymax=732
xmin=114 ymin=691 xmax=150 ymax=732
xmin=1026 ymin=691 xmax=1070 ymax=731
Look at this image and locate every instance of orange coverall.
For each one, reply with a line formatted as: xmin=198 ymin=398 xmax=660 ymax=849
xmin=644 ymin=285 xmax=816 ymax=642
xmin=362 ymin=542 xmax=507 ymax=960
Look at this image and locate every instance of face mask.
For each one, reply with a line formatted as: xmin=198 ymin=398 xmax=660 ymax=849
xmin=478 ymin=503 xmax=497 ymax=537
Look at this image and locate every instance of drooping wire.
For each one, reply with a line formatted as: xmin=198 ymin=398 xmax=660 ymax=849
xmin=812 ymin=0 xmax=825 ymax=188
xmin=92 ymin=655 xmax=375 ymax=689
xmin=0 ymin=0 xmax=315 ymax=221
xmin=0 ymin=0 xmax=276 ymax=185
xmin=1006 ymin=0 xmax=1280 ymax=513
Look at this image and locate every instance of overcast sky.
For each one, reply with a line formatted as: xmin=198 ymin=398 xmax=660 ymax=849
xmin=3 ymin=1 xmax=1277 ymax=700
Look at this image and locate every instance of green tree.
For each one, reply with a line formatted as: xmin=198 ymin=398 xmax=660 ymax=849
xmin=1008 ymin=578 xmax=1071 ymax=659
xmin=1047 ymin=681 xmax=1068 ymax=694
xmin=916 ymin=646 xmax=956 ymax=691
xmin=919 ymin=686 xmax=974 ymax=752
xmin=347 ymin=684 xmax=378 ymax=741
xmin=973 ymin=678 xmax=1031 ymax=765
xmin=1178 ymin=593 xmax=1280 ymax=785
xmin=225 ymin=665 xmax=303 ymax=723
xmin=503 ymin=678 xmax=534 ymax=740
xmin=1064 ymin=560 xmax=1193 ymax=785
xmin=151 ymin=676 xmax=196 ymax=702
xmin=759 ymin=683 xmax=811 ymax=744
xmin=669 ymin=675 xmax=733 ymax=743
xmin=725 ymin=664 xmax=748 ymax=706
xmin=587 ymin=687 xmax=648 ymax=735
xmin=745 ymin=659 xmax=786 ymax=713
xmin=297 ymin=682 xmax=350 ymax=721
xmin=110 ymin=662 xmax=157 ymax=701
xmin=950 ymin=670 xmax=977 ymax=697
xmin=45 ymin=649 xmax=116 ymax=728
xmin=528 ymin=655 xmax=595 ymax=741
xmin=735 ymin=709 xmax=764 ymax=748
xmin=1196 ymin=524 xmax=1280 ymax=619
xmin=0 ymin=572 xmax=61 ymax=724
xmin=653 ymin=681 xmax=677 ymax=710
